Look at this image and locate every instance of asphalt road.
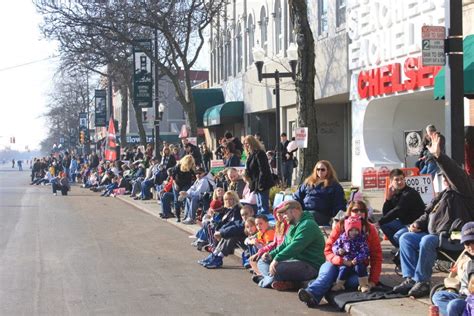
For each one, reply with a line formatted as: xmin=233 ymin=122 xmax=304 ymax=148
xmin=0 ymin=165 xmax=343 ymax=315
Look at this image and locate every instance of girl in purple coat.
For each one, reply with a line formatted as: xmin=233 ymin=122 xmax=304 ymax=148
xmin=331 ymin=216 xmax=370 ymax=293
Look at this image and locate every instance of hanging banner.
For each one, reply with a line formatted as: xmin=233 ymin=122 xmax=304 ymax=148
xmin=132 ymin=39 xmax=153 ymax=108
xmin=94 ymin=89 xmax=107 ymax=127
xmin=404 ymin=130 xmax=424 ymax=157
xmin=79 ymin=112 xmax=88 ymax=140
xmin=104 ymin=117 xmax=117 ymax=161
xmin=79 ymin=112 xmax=88 ymax=128
xmin=295 ymin=127 xmax=308 ymax=148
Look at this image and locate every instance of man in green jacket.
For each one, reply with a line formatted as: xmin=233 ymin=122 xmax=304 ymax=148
xmin=257 ymin=200 xmax=325 ymax=290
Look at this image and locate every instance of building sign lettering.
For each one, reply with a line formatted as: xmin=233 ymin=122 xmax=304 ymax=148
xmin=357 ymin=57 xmax=441 ymax=99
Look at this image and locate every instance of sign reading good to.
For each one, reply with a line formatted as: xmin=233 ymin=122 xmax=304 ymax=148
xmin=295 ymin=127 xmax=308 ymax=148
xmin=405 ymin=175 xmax=435 ymax=204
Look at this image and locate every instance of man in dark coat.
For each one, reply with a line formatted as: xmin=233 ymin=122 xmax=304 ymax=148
xmin=379 ymin=168 xmax=425 ymax=247
xmin=393 ymin=133 xmax=474 ymax=298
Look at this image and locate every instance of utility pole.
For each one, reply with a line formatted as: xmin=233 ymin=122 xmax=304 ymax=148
xmin=444 ymin=0 xmax=464 ymax=165
xmin=154 ymin=29 xmax=161 ymax=159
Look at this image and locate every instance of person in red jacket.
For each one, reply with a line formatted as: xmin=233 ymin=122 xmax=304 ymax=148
xmin=159 ymin=168 xmax=175 ymax=219
xmin=297 ymin=201 xmax=383 ymax=308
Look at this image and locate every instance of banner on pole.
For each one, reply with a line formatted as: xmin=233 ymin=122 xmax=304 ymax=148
xmin=132 ymin=39 xmax=153 ymax=108
xmin=105 ymin=117 xmax=117 ymax=161
xmin=295 ymin=127 xmax=308 ymax=148
xmin=94 ymin=90 xmax=107 ymax=127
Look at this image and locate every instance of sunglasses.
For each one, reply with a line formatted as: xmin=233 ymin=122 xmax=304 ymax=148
xmin=316 ymin=168 xmax=327 ymax=171
xmin=351 ymin=208 xmax=366 ymax=213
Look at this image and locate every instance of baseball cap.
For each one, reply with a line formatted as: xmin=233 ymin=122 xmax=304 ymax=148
xmin=210 ymin=199 xmax=223 ymax=210
xmin=461 ymin=222 xmax=474 ymax=244
xmin=195 ymin=166 xmax=206 ymax=174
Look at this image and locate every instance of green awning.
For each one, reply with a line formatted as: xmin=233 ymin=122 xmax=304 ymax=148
xmin=191 ymin=88 xmax=225 ymax=127
xmin=434 ymin=34 xmax=474 ymax=100
xmin=203 ymin=101 xmax=244 ymax=127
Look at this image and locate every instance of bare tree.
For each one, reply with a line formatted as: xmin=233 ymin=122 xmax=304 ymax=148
xmin=40 ymin=70 xmax=89 ymax=153
xmin=289 ymin=0 xmax=319 ymax=181
xmin=35 ymin=1 xmax=148 ymax=145
xmin=35 ymin=0 xmax=225 ymax=139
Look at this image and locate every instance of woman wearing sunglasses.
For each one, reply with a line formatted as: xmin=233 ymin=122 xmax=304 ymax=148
xmin=293 ymin=160 xmax=346 ymax=226
xmin=297 ymin=201 xmax=383 ymax=308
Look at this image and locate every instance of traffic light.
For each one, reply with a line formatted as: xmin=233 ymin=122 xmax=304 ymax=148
xmin=79 ymin=131 xmax=85 ymax=144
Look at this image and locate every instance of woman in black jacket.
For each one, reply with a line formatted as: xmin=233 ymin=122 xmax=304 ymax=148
xmin=244 ymin=135 xmax=274 ymax=215
xmin=172 ymin=155 xmax=195 ymax=222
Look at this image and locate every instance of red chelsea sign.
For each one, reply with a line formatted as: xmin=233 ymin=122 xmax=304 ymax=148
xmin=357 ymin=57 xmax=442 ymax=99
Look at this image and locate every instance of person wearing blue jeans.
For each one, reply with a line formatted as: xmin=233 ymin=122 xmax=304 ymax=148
xmin=432 ymin=291 xmax=467 ymax=316
xmin=395 ymin=232 xmax=439 ymax=294
xmin=160 ymin=192 xmax=175 ymax=218
xmin=256 ymin=190 xmax=270 ymax=215
xmin=244 ymin=135 xmax=274 ymax=216
xmin=378 ymin=168 xmax=425 ymax=247
xmin=255 ymin=201 xmax=324 ymax=291
xmin=380 ymin=219 xmax=408 ymax=247
xmin=393 ymin=133 xmax=474 ymax=298
xmin=298 ymin=201 xmax=383 ymax=307
xmin=432 ymin=221 xmax=474 ymax=316
xmin=279 ymin=133 xmax=294 ymax=188
xmin=140 ymin=178 xmax=155 ymax=200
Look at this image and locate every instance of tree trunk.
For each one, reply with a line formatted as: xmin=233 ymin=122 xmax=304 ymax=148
xmin=128 ymin=82 xmax=147 ymax=146
xmin=289 ymin=0 xmax=319 ymax=184
xmin=119 ymin=86 xmax=128 ymax=147
xmin=183 ymin=75 xmax=198 ymax=137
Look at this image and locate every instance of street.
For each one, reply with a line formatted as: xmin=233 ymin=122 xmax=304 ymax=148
xmin=0 ymin=166 xmax=342 ymax=315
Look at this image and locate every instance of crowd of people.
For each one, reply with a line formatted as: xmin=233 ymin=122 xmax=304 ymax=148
xmin=27 ymin=126 xmax=474 ymax=315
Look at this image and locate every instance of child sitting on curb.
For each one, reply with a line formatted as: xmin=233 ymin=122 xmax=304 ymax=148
xmin=331 ymin=216 xmax=370 ymax=293
xmin=192 ymin=188 xmax=225 ymax=250
xmin=243 ymin=215 xmax=275 ymax=269
xmin=249 ymin=202 xmax=290 ymax=284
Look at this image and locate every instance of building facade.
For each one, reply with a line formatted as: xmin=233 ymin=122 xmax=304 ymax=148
xmin=208 ymin=0 xmax=351 ymax=180
xmin=206 ymin=0 xmax=474 ymax=185
xmin=348 ymin=0 xmax=474 ymax=185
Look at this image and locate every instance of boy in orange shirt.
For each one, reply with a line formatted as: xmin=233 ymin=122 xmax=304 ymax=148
xmin=247 ymin=215 xmax=275 ymax=249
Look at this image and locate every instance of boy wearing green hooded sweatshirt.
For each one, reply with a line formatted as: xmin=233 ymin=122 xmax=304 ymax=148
xmin=257 ymin=200 xmax=325 ymax=290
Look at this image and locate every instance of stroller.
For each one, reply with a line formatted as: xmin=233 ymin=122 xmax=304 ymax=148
xmin=430 ymin=245 xmax=471 ymax=303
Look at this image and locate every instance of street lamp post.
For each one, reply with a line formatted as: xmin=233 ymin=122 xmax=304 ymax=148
xmin=253 ymin=43 xmax=298 ymax=183
xmin=154 ymin=103 xmax=165 ymax=158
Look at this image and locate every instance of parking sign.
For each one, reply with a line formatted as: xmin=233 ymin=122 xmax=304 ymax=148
xmin=421 ymin=26 xmax=446 ymax=66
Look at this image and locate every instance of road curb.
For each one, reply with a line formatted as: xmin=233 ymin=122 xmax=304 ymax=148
xmin=115 ymin=194 xmax=430 ymax=315
xmin=116 ymin=195 xmax=245 ymax=259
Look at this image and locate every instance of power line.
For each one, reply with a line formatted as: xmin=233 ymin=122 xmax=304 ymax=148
xmin=0 ymin=55 xmax=58 ymax=72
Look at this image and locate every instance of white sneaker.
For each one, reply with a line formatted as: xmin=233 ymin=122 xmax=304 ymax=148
xmin=53 ymin=193 xmax=57 ymax=196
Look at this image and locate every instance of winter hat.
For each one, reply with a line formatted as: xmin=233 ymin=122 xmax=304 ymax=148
xmin=344 ymin=216 xmax=362 ymax=235
xmin=210 ymin=199 xmax=223 ymax=211
xmin=461 ymin=222 xmax=474 ymax=244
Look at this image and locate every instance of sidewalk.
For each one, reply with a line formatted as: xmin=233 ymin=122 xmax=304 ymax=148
xmin=115 ymin=193 xmax=439 ymax=316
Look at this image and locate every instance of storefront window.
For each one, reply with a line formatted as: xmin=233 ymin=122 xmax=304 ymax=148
xmin=237 ymin=24 xmax=242 ymax=73
xmin=248 ymin=15 xmax=255 ymax=65
xmin=274 ymin=0 xmax=282 ymax=55
xmin=318 ymin=0 xmax=328 ymax=35
xmin=260 ymin=6 xmax=268 ymax=55
xmin=336 ymin=0 xmax=346 ymax=27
